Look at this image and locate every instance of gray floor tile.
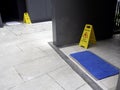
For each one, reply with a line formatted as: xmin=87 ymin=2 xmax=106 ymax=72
xmin=17 ymin=45 xmax=47 ymax=60
xmin=48 ymin=66 xmax=86 ymax=90
xmin=0 ymin=29 xmax=18 ymax=44
xmin=14 ymin=55 xmax=67 ymax=81
xmin=0 ymin=44 xmax=21 ymax=56
xmin=76 ymin=83 xmax=93 ymax=90
xmin=10 ymin=74 xmax=64 ymax=90
xmin=0 ymin=49 xmax=25 ymax=71
xmin=100 ymin=75 xmax=119 ymax=90
xmin=0 ymin=67 xmax=23 ymax=90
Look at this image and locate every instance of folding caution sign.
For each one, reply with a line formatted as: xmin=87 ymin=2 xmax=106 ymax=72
xmin=79 ymin=24 xmax=96 ymax=49
xmin=23 ymin=12 xmax=31 ymax=24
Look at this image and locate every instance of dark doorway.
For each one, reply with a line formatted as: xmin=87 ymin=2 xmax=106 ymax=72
xmin=0 ymin=0 xmax=26 ymax=22
xmin=1 ymin=0 xmax=19 ymax=22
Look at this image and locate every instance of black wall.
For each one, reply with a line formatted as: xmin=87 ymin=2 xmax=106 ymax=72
xmin=17 ymin=0 xmax=26 ymax=20
xmin=86 ymin=1 xmax=117 ymax=40
xmin=26 ymin=0 xmax=52 ymax=22
xmin=52 ymin=0 xmax=117 ymax=46
xmin=0 ymin=0 xmax=26 ymax=22
xmin=0 ymin=0 xmax=19 ymax=22
xmin=0 ymin=14 xmax=3 ymax=27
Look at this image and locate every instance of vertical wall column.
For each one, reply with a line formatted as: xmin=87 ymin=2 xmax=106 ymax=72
xmin=52 ymin=0 xmax=117 ymax=47
xmin=52 ymin=0 xmax=87 ymax=46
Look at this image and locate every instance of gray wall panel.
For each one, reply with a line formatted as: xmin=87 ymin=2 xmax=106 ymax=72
xmin=17 ymin=0 xmax=26 ymax=20
xmin=26 ymin=0 xmax=52 ymax=22
xmin=52 ymin=0 xmax=89 ymax=46
xmin=52 ymin=0 xmax=117 ymax=46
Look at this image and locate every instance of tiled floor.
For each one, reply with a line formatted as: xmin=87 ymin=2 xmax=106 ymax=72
xmin=0 ymin=21 xmax=93 ymax=90
xmin=60 ymin=35 xmax=120 ymax=90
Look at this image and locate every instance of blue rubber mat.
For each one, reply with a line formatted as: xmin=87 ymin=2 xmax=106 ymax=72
xmin=70 ymin=51 xmax=119 ymax=80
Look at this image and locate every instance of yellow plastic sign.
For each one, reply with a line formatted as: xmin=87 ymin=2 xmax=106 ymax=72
xmin=23 ymin=12 xmax=31 ymax=24
xmin=79 ymin=24 xmax=96 ymax=49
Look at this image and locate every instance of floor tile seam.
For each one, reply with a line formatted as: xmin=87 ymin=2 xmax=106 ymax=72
xmin=15 ymin=39 xmax=42 ymax=45
xmin=7 ymin=73 xmax=48 ymax=90
xmin=47 ymin=65 xmax=69 ymax=74
xmin=6 ymin=67 xmax=26 ymax=90
xmin=10 ymin=30 xmax=19 ymax=36
xmin=15 ymin=31 xmax=44 ymax=36
xmin=46 ymin=73 xmax=65 ymax=90
xmin=8 ymin=71 xmax=64 ymax=89
xmin=8 ymin=86 xmax=16 ymax=90
xmin=16 ymin=44 xmax=46 ymax=53
xmin=16 ymin=45 xmax=65 ymax=64
xmin=47 ymin=72 xmax=87 ymax=90
xmin=12 ymin=46 xmax=56 ymax=66
xmin=36 ymin=47 xmax=52 ymax=53
xmin=75 ymin=83 xmax=86 ymax=90
xmin=16 ymin=30 xmax=51 ymax=36
xmin=15 ymin=39 xmax=51 ymax=45
xmin=18 ymin=38 xmax=51 ymax=42
xmin=12 ymin=55 xmax=51 ymax=68
xmin=36 ymin=45 xmax=57 ymax=51
xmin=21 ymin=73 xmax=47 ymax=83
xmin=13 ymin=65 xmax=67 ymax=82
xmin=16 ymin=45 xmax=24 ymax=52
xmin=16 ymin=42 xmax=48 ymax=48
xmin=13 ymin=66 xmax=25 ymax=82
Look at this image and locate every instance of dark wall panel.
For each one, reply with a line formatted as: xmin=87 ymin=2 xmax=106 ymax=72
xmin=0 ymin=14 xmax=3 ymax=27
xmin=52 ymin=0 xmax=117 ymax=46
xmin=52 ymin=0 xmax=87 ymax=46
xmin=85 ymin=0 xmax=117 ymax=40
xmin=26 ymin=0 xmax=52 ymax=22
xmin=17 ymin=0 xmax=26 ymax=20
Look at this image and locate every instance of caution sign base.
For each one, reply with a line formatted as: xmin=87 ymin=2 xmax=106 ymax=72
xmin=79 ymin=24 xmax=96 ymax=49
xmin=23 ymin=12 xmax=31 ymax=24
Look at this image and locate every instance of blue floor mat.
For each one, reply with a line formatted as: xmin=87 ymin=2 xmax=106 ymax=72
xmin=70 ymin=51 xmax=119 ymax=80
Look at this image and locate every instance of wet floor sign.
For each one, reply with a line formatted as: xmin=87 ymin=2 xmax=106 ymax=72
xmin=23 ymin=12 xmax=31 ymax=24
xmin=79 ymin=24 xmax=96 ymax=49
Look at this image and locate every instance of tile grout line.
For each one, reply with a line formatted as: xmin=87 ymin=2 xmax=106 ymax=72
xmin=16 ymin=45 xmax=24 ymax=52
xmin=75 ymin=83 xmax=86 ymax=90
xmin=12 ymin=52 xmax=66 ymax=68
xmin=13 ymin=64 xmax=67 ymax=83
xmin=8 ymin=85 xmax=18 ymax=90
xmin=47 ymin=73 xmax=65 ymax=90
xmin=13 ymin=66 xmax=25 ymax=82
xmin=10 ymin=30 xmax=18 ymax=36
xmin=47 ymin=65 xmax=68 ymax=74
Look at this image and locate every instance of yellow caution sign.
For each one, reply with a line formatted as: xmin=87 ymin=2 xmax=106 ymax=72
xmin=23 ymin=12 xmax=31 ymax=24
xmin=79 ymin=24 xmax=96 ymax=49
